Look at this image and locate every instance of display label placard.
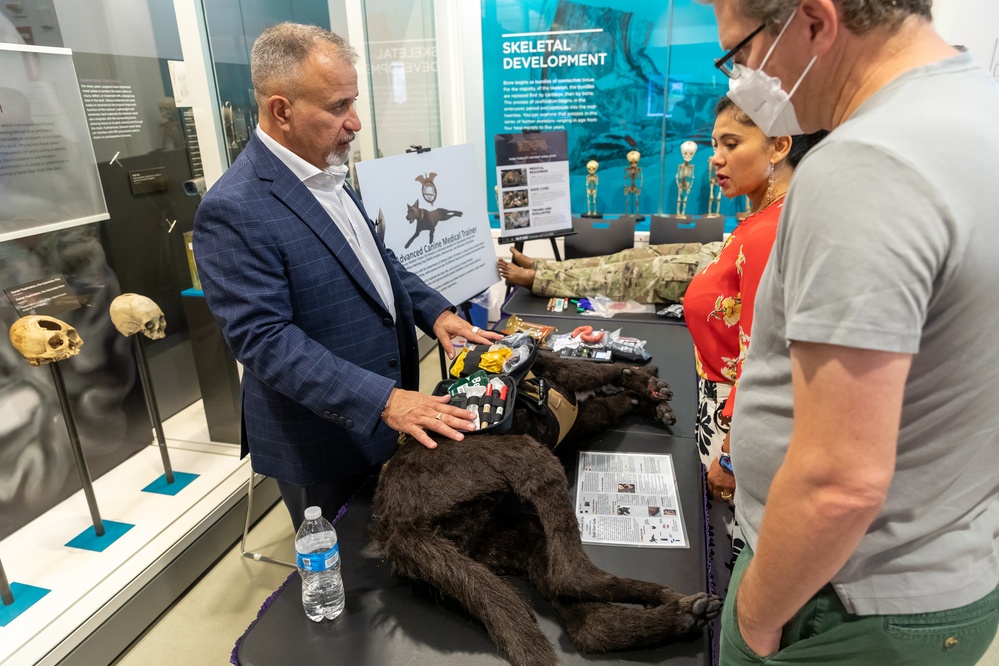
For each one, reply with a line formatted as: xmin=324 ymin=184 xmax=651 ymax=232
xmin=128 ymin=167 xmax=168 ymax=195
xmin=4 ymin=275 xmax=81 ymax=317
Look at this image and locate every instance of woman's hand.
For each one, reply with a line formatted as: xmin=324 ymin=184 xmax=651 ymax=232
xmin=707 ymin=456 xmax=736 ymax=505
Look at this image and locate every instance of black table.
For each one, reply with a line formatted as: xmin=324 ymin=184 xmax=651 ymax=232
xmin=504 ymin=285 xmax=685 ymax=325
xmin=508 ymin=311 xmax=699 ymax=441
xmin=237 ymin=314 xmax=709 ymax=666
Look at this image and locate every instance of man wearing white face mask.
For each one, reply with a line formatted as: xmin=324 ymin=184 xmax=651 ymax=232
xmin=705 ymin=0 xmax=999 ymax=663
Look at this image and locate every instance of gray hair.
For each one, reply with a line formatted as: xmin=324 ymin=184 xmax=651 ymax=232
xmin=722 ymin=0 xmax=932 ymax=34
xmin=250 ymin=22 xmax=357 ymax=101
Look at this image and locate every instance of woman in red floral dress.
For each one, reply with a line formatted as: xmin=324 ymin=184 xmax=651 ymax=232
xmin=685 ymin=97 xmax=825 ymax=611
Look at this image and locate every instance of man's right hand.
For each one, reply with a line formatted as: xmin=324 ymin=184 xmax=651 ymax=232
xmin=380 ymin=388 xmax=477 ymax=449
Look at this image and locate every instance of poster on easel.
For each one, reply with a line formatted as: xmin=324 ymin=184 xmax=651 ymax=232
xmin=494 ymin=130 xmax=572 ymax=243
xmin=355 ymin=143 xmax=499 ymax=306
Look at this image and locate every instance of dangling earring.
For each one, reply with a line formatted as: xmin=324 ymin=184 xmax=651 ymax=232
xmin=766 ymin=161 xmax=775 ymax=204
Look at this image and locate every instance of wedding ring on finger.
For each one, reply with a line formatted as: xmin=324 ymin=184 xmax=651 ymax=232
xmin=435 ymin=412 xmax=443 ymax=422
xmin=719 ymin=491 xmax=733 ymax=501
xmin=471 ymin=326 xmax=479 ymax=335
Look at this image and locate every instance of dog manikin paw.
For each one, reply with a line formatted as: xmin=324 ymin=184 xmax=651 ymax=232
xmin=647 ymin=378 xmax=673 ymax=401
xmin=685 ymin=592 xmax=723 ymax=621
xmin=656 ymin=403 xmax=677 ymax=426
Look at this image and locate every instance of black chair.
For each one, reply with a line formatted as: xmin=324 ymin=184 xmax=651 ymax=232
xmin=648 ymin=215 xmax=725 ymax=246
xmin=563 ymin=216 xmax=637 ymax=260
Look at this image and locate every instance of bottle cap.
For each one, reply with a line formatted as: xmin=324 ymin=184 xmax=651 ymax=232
xmin=304 ymin=506 xmax=322 ymax=521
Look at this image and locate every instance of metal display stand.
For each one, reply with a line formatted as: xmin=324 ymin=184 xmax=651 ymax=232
xmin=131 ymin=336 xmax=174 ymax=484
xmin=0 ymin=559 xmax=13 ymax=607
xmin=49 ymin=363 xmax=104 ymax=537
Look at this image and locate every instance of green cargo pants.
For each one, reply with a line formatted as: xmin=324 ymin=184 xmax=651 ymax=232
xmin=720 ymin=544 xmax=999 ymax=665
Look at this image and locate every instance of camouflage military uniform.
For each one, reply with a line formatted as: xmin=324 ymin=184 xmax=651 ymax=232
xmin=531 ymin=241 xmax=723 ymax=303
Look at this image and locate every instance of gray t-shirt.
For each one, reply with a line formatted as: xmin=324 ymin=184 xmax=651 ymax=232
xmin=733 ymin=53 xmax=999 ymax=615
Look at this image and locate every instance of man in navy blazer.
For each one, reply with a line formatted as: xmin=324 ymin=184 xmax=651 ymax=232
xmin=194 ymin=23 xmax=499 ymax=526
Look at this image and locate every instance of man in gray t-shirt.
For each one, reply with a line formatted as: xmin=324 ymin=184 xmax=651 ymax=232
xmin=710 ymin=0 xmax=999 ymax=663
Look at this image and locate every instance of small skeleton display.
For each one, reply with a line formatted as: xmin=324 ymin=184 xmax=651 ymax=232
xmin=109 ymin=293 xmax=167 ymax=340
xmin=676 ymin=141 xmax=698 ymax=217
xmin=584 ymin=159 xmax=599 ymax=217
xmin=9 ymin=315 xmax=84 ymax=366
xmin=707 ymin=160 xmax=722 ymax=217
xmin=623 ymin=150 xmax=643 ymax=216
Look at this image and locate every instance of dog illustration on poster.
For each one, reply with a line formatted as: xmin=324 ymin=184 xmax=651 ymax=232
xmin=404 ymin=172 xmax=463 ymax=248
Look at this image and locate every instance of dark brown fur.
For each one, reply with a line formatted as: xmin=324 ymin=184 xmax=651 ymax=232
xmin=371 ymin=353 xmax=721 ymax=665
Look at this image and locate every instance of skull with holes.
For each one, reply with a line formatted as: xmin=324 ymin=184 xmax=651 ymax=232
xmin=109 ymin=293 xmax=167 ymax=340
xmin=9 ymin=315 xmax=84 ymax=366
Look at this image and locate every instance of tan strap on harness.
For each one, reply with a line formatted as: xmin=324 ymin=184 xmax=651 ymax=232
xmin=520 ymin=371 xmax=578 ymax=447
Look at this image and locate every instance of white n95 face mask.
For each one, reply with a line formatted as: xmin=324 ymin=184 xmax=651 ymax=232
xmin=726 ymin=8 xmax=817 ymax=137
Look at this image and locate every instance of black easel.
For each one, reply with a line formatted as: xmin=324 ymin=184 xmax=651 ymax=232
xmin=0 ymin=558 xmax=13 ymax=606
xmin=49 ymin=363 xmax=104 ymax=537
xmin=131 ymin=335 xmax=175 ymax=484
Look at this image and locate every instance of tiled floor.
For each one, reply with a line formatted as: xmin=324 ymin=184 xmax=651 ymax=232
xmin=112 ymin=500 xmax=296 ymax=666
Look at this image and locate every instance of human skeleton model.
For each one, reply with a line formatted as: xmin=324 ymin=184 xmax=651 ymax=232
xmin=707 ymin=160 xmax=722 ymax=217
xmin=676 ymin=140 xmax=697 ymax=217
xmin=623 ymin=150 xmax=643 ymax=216
xmin=585 ymin=159 xmax=599 ymax=216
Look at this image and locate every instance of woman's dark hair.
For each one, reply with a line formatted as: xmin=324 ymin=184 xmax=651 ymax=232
xmin=714 ymin=95 xmax=755 ymax=127
xmin=786 ymin=129 xmax=828 ymax=168
xmin=714 ymin=94 xmax=828 ymax=168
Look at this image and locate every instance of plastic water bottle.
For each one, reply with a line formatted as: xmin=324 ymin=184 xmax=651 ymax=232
xmin=295 ymin=506 xmax=345 ymax=621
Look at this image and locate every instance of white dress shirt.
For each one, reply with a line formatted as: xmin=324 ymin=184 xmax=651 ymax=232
xmin=255 ymin=127 xmax=396 ymax=319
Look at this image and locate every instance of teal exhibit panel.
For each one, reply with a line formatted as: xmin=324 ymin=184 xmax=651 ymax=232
xmin=481 ymin=0 xmax=745 ymax=221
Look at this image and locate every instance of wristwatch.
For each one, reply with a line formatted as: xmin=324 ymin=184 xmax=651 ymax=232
xmin=719 ymin=453 xmax=733 ymax=473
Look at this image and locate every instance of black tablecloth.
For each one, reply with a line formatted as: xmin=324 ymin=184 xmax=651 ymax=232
xmin=236 ymin=310 xmax=709 ymax=666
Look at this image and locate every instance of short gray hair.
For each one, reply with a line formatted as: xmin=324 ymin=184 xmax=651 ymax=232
xmin=250 ymin=22 xmax=357 ymax=100
xmin=725 ymin=0 xmax=932 ymax=34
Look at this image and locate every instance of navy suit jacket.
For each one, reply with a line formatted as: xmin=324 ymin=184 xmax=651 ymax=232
xmin=193 ymin=134 xmax=451 ymax=485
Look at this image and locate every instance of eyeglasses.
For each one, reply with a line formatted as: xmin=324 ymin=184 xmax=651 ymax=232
xmin=714 ymin=22 xmax=766 ymax=79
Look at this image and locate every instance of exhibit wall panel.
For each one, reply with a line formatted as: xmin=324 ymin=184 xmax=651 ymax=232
xmin=480 ymin=0 xmax=740 ymax=220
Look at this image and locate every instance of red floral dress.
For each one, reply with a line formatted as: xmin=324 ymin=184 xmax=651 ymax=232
xmin=684 ymin=200 xmax=783 ymax=420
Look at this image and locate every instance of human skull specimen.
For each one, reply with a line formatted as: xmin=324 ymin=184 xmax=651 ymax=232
xmin=680 ymin=140 xmax=698 ymax=162
xmin=109 ymin=293 xmax=167 ymax=339
xmin=9 ymin=315 xmax=84 ymax=366
xmin=680 ymin=140 xmax=698 ymax=161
